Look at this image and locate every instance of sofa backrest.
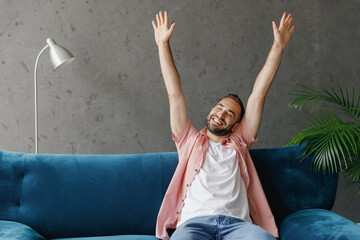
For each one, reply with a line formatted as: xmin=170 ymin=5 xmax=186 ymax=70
xmin=0 ymin=145 xmax=338 ymax=238
xmin=250 ymin=145 xmax=338 ymax=225
xmin=0 ymin=150 xmax=178 ymax=239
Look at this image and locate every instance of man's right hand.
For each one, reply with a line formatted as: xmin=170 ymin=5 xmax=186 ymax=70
xmin=151 ymin=11 xmax=188 ymax=136
xmin=152 ymin=11 xmax=176 ymax=46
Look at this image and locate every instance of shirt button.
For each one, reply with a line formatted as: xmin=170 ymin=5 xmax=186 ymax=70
xmin=195 ymin=169 xmax=198 ymax=172
xmin=186 ymin=184 xmax=189 ymax=187
xmin=176 ymin=212 xmax=179 ymax=214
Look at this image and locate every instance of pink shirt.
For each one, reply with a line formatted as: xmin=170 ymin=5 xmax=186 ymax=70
xmin=155 ymin=118 xmax=278 ymax=239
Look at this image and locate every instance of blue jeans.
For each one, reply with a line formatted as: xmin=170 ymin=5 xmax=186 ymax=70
xmin=170 ymin=215 xmax=276 ymax=240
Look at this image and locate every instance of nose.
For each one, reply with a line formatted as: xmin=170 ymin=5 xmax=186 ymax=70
xmin=219 ymin=111 xmax=226 ymax=119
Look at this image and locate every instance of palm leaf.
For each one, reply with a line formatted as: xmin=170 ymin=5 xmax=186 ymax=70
xmin=346 ymin=158 xmax=360 ymax=183
xmin=289 ymin=85 xmax=360 ymax=123
xmin=345 ymin=158 xmax=360 ymax=194
xmin=288 ymin=110 xmax=360 ymax=174
xmin=289 ymin=84 xmax=360 ymax=193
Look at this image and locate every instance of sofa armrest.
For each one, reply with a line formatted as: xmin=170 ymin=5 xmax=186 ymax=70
xmin=0 ymin=220 xmax=45 ymax=240
xmin=279 ymin=209 xmax=360 ymax=240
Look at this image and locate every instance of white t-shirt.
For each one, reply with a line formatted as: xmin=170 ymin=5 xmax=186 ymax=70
xmin=178 ymin=140 xmax=251 ymax=226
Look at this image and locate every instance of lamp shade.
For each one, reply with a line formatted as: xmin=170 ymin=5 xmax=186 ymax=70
xmin=46 ymin=38 xmax=75 ymax=70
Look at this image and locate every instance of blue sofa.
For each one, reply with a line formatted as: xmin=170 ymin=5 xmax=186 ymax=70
xmin=1 ymin=145 xmax=360 ymax=240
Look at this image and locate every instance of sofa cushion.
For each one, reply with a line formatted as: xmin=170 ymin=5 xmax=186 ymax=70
xmin=0 ymin=150 xmax=25 ymax=221
xmin=280 ymin=208 xmax=360 ymax=240
xmin=53 ymin=235 xmax=158 ymax=240
xmin=0 ymin=220 xmax=45 ymax=240
xmin=15 ymin=151 xmax=178 ymax=239
xmin=250 ymin=145 xmax=338 ymax=225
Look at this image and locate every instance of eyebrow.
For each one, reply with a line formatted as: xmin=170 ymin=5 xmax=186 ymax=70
xmin=217 ymin=103 xmax=236 ymax=117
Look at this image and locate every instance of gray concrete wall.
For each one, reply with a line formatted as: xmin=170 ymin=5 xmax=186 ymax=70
xmin=0 ymin=0 xmax=358 ymax=222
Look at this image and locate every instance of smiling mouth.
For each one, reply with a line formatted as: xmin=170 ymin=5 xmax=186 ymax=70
xmin=211 ymin=117 xmax=225 ymax=127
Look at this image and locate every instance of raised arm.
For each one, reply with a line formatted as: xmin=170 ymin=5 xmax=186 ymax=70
xmin=152 ymin=11 xmax=188 ymax=136
xmin=245 ymin=12 xmax=295 ymax=137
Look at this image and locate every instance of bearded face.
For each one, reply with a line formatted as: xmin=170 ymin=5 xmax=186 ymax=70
xmin=207 ymin=113 xmax=237 ymax=136
xmin=206 ymin=98 xmax=242 ymax=137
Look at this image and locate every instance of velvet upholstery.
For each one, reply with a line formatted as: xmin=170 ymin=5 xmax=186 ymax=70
xmin=251 ymin=145 xmax=338 ymax=225
xmin=0 ymin=220 xmax=45 ymax=240
xmin=0 ymin=150 xmax=177 ymax=239
xmin=280 ymin=209 xmax=360 ymax=239
xmin=0 ymin=145 xmax=359 ymax=239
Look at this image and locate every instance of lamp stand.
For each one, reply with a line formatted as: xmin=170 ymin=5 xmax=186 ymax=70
xmin=34 ymin=45 xmax=49 ymax=154
xmin=33 ymin=38 xmax=74 ymax=154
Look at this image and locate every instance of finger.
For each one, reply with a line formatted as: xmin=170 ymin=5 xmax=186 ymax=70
xmin=287 ymin=18 xmax=294 ymax=30
xmin=285 ymin=13 xmax=292 ymax=23
xmin=272 ymin=21 xmax=278 ymax=31
xmin=152 ymin=20 xmax=157 ymax=31
xmin=164 ymin=11 xmax=169 ymax=27
xmin=159 ymin=11 xmax=164 ymax=24
xmin=156 ymin=13 xmax=160 ymax=26
xmin=279 ymin=12 xmax=286 ymax=28
xmin=288 ymin=17 xmax=293 ymax=26
xmin=289 ymin=25 xmax=295 ymax=35
xmin=169 ymin=22 xmax=176 ymax=34
xmin=272 ymin=21 xmax=278 ymax=36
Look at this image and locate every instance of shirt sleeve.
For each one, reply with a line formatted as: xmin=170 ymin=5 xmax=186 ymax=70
xmin=172 ymin=118 xmax=199 ymax=157
xmin=232 ymin=117 xmax=258 ymax=148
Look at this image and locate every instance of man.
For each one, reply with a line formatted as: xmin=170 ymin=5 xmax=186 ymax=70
xmin=152 ymin=11 xmax=294 ymax=240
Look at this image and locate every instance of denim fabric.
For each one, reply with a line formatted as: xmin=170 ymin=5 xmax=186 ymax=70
xmin=170 ymin=215 xmax=276 ymax=240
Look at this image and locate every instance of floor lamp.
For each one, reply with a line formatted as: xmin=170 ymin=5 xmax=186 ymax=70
xmin=34 ymin=38 xmax=75 ymax=153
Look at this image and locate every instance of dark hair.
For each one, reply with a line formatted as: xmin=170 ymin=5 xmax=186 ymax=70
xmin=217 ymin=93 xmax=245 ymax=122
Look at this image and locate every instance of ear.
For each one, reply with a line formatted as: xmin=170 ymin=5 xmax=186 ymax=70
xmin=231 ymin=122 xmax=240 ymax=132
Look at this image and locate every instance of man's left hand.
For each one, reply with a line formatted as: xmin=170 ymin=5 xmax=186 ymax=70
xmin=272 ymin=12 xmax=295 ymax=49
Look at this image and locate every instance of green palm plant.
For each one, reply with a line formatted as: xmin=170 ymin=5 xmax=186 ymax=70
xmin=288 ymin=85 xmax=360 ymax=193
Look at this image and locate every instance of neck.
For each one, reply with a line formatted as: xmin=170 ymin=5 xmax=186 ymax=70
xmin=206 ymin=130 xmax=230 ymax=143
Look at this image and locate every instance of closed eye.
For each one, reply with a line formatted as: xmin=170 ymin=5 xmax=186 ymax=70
xmin=216 ymin=103 xmax=235 ymax=118
xmin=228 ymin=110 xmax=235 ymax=118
